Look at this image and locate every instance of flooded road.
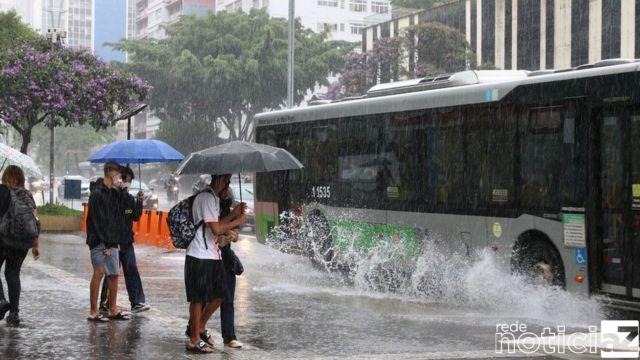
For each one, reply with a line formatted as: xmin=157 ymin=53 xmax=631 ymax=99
xmin=21 ymin=233 xmax=614 ymax=359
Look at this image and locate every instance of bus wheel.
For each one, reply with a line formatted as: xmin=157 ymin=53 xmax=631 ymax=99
xmin=306 ymin=211 xmax=334 ymax=264
xmin=512 ymin=236 xmax=565 ymax=288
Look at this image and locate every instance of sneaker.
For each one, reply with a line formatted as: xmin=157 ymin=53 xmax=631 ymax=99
xmin=131 ymin=303 xmax=151 ymax=313
xmin=225 ymin=340 xmax=243 ymax=349
xmin=6 ymin=312 xmax=19 ymax=326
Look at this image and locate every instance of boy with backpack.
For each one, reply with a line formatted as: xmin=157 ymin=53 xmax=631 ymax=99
xmin=0 ymin=165 xmax=40 ymax=326
xmin=168 ymin=174 xmax=246 ymax=353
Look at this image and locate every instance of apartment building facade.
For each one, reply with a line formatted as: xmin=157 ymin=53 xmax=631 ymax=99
xmin=363 ymin=0 xmax=640 ymax=71
xmin=135 ymin=0 xmax=215 ymax=40
xmin=216 ymin=0 xmax=392 ymax=43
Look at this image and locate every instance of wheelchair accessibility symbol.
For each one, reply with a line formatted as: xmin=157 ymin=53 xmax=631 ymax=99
xmin=575 ymin=248 xmax=587 ymax=265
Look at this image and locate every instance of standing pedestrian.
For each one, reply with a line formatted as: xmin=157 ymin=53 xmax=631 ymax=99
xmin=86 ymin=161 xmax=130 ymax=322
xmin=218 ymin=185 xmax=245 ymax=349
xmin=0 ymin=165 xmax=40 ymax=326
xmin=99 ymin=166 xmax=150 ymax=313
xmin=184 ymin=174 xmax=246 ymax=353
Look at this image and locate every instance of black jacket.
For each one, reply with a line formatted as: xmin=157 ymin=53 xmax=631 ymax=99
xmin=0 ymin=184 xmax=10 ymax=219
xmin=117 ymin=189 xmax=143 ymax=246
xmin=86 ymin=179 xmax=120 ymax=249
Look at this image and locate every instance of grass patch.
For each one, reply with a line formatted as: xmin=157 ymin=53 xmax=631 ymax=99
xmin=36 ymin=204 xmax=83 ymax=217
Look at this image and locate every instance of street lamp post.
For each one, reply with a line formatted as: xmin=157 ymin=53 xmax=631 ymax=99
xmin=287 ymin=0 xmax=295 ymax=108
xmin=45 ymin=1 xmax=66 ymax=205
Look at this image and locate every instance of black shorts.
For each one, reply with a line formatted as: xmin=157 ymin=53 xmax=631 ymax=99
xmin=184 ymin=256 xmax=228 ymax=303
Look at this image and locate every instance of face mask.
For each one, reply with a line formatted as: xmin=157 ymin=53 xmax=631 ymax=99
xmin=122 ymin=182 xmax=131 ymax=189
xmin=113 ymin=177 xmax=123 ymax=188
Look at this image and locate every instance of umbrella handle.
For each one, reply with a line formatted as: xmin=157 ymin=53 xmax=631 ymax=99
xmin=238 ymin=173 xmax=242 ymax=204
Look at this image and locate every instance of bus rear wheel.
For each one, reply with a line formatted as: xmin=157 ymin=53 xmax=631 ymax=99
xmin=305 ymin=211 xmax=334 ymax=264
xmin=512 ymin=236 xmax=565 ymax=288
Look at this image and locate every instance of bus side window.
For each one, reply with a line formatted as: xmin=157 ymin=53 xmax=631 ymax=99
xmin=519 ymin=106 xmax=585 ymax=210
xmin=463 ymin=106 xmax=516 ymax=209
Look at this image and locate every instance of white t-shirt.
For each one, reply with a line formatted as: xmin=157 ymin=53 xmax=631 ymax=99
xmin=186 ymin=191 xmax=221 ymax=260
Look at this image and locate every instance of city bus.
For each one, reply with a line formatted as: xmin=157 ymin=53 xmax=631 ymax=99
xmin=254 ymin=59 xmax=640 ymax=307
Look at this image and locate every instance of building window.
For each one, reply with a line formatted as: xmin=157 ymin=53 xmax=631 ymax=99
xmin=253 ymin=0 xmax=260 ymax=8
xmin=318 ymin=0 xmax=339 ymax=7
xmin=349 ymin=0 xmax=367 ymax=12
xmin=234 ymin=0 xmax=242 ymax=10
xmin=340 ymin=23 xmax=345 ymax=32
xmin=371 ymin=1 xmax=388 ymax=14
xmin=263 ymin=0 xmax=269 ymax=7
xmin=317 ymin=22 xmax=338 ymax=32
xmin=350 ymin=23 xmax=363 ymax=35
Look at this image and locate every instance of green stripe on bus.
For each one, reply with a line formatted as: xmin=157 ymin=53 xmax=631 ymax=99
xmin=327 ymin=220 xmax=420 ymax=257
xmin=257 ymin=212 xmax=279 ymax=240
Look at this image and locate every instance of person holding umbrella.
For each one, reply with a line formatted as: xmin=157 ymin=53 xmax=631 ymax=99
xmin=184 ymin=174 xmax=247 ymax=353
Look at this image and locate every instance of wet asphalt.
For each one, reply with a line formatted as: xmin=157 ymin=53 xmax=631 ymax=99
xmin=0 ymin=233 xmax=621 ymax=359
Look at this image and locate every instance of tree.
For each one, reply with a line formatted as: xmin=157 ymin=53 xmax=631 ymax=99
xmin=328 ymin=37 xmax=403 ymax=99
xmin=0 ymin=38 xmax=150 ymax=153
xmin=113 ymin=10 xmax=352 ymax=141
xmin=29 ymin=123 xmax=117 ymax=176
xmin=154 ymin=117 xmax=225 ymax=157
xmin=0 ymin=10 xmax=37 ymax=51
xmin=408 ymin=21 xmax=475 ymax=74
xmin=329 ymin=21 xmax=479 ymax=99
xmin=391 ymin=0 xmax=441 ymax=10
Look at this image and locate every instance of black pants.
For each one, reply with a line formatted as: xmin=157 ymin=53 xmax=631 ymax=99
xmin=220 ymin=266 xmax=237 ymax=343
xmin=100 ymin=243 xmax=145 ymax=308
xmin=0 ymin=241 xmax=28 ymax=313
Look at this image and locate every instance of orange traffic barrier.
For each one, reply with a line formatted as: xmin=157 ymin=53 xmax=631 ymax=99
xmin=81 ymin=203 xmax=88 ymax=232
xmin=83 ymin=205 xmax=174 ymax=249
xmin=146 ymin=210 xmax=160 ymax=245
xmin=158 ymin=212 xmax=172 ymax=248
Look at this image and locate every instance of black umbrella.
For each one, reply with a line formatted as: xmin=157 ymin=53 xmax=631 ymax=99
xmin=175 ymin=140 xmax=304 ymax=202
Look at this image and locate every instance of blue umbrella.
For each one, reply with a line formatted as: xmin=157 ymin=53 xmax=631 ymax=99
xmin=89 ymin=139 xmax=184 ymax=189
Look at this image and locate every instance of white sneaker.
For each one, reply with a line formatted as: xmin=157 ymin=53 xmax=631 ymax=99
xmin=131 ymin=303 xmax=151 ymax=313
xmin=225 ymin=340 xmax=243 ymax=349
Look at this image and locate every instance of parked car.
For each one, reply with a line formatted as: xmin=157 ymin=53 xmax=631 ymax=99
xmin=58 ymin=175 xmax=91 ymax=199
xmin=129 ymin=180 xmax=158 ymax=210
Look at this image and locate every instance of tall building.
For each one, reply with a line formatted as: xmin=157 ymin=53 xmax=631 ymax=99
xmin=363 ymin=0 xmax=639 ymax=72
xmin=135 ymin=0 xmax=215 ymax=40
xmin=216 ymin=0 xmax=392 ymax=43
xmin=94 ymin=0 xmax=126 ymax=61
xmin=0 ymin=0 xmax=42 ymax=30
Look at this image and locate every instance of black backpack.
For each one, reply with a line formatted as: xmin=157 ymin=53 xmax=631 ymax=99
xmin=167 ymin=190 xmax=210 ymax=249
xmin=0 ymin=188 xmax=40 ymax=249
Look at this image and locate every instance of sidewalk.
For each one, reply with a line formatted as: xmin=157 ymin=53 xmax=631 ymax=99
xmin=0 ymin=233 xmax=261 ymax=360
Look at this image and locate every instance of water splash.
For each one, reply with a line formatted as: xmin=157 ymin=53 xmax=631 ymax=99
xmin=266 ymin=212 xmax=605 ymax=327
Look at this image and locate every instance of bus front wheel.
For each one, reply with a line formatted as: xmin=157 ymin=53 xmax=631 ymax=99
xmin=306 ymin=211 xmax=334 ymax=264
xmin=511 ymin=235 xmax=566 ymax=289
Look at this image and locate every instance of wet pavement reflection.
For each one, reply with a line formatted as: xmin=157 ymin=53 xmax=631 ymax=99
xmin=0 ymin=233 xmax=608 ymax=359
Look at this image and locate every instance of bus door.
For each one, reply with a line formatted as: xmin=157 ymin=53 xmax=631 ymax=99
xmin=594 ymin=107 xmax=640 ymax=300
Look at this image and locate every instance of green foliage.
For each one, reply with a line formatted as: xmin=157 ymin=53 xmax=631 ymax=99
xmin=391 ymin=0 xmax=441 ymax=9
xmin=36 ymin=203 xmax=83 ymax=217
xmin=0 ymin=10 xmax=37 ymax=51
xmin=29 ymin=123 xmax=116 ymax=176
xmin=154 ymin=117 xmax=224 ymax=158
xmin=113 ymin=10 xmax=353 ymax=141
xmin=408 ymin=21 xmax=475 ymax=75
xmin=333 ymin=21 xmax=478 ymax=98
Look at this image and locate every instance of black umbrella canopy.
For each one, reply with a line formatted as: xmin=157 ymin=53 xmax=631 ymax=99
xmin=175 ymin=140 xmax=304 ymax=175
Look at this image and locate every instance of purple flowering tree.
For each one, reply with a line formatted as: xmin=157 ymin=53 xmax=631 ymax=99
xmin=0 ymin=38 xmax=150 ymax=153
xmin=328 ymin=37 xmax=403 ymax=99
